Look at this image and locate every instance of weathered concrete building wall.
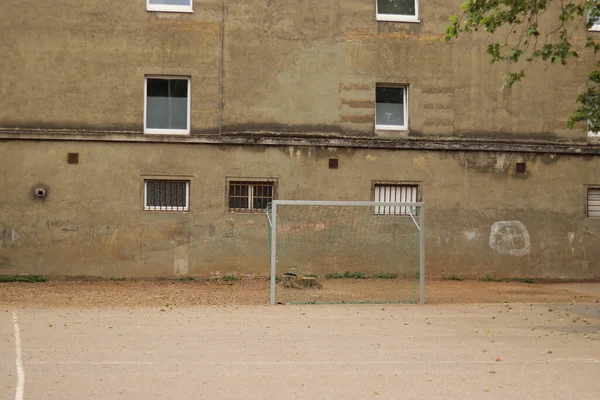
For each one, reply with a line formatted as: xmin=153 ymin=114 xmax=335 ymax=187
xmin=0 ymin=0 xmax=593 ymax=138
xmin=0 ymin=0 xmax=222 ymax=132
xmin=1 ymin=1 xmax=599 ymax=279
xmin=1 ymin=141 xmax=599 ymax=279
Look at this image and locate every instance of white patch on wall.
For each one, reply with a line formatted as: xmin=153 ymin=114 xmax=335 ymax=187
xmin=463 ymin=230 xmax=477 ymax=242
xmin=173 ymin=244 xmax=190 ymax=276
xmin=412 ymin=156 xmax=426 ymax=166
xmin=489 ymin=221 xmax=530 ymax=257
xmin=494 ymin=154 xmax=507 ymax=172
xmin=174 ymin=259 xmax=189 ymax=276
xmin=567 ymin=232 xmax=575 ymax=255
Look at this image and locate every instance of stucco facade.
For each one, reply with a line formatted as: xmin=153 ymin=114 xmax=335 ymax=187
xmin=1 ymin=0 xmax=599 ymax=279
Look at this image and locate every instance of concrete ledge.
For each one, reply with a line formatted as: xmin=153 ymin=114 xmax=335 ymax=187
xmin=1 ymin=128 xmax=600 ymax=155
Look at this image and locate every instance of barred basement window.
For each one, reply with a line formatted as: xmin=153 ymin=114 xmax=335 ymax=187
xmin=229 ymin=181 xmax=274 ymax=213
xmin=144 ymin=180 xmax=189 ymax=211
xmin=587 ymin=188 xmax=600 ymax=217
xmin=374 ymin=183 xmax=418 ymax=215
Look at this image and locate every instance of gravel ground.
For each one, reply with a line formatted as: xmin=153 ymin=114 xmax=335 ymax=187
xmin=1 ymin=278 xmax=598 ymax=307
xmin=1 ymin=303 xmax=599 ymax=399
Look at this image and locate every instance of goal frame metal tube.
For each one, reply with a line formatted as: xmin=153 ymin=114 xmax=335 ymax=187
xmin=269 ymin=200 xmax=425 ymax=305
xmin=419 ymin=205 xmax=425 ymax=304
xmin=270 ymin=201 xmax=277 ymax=305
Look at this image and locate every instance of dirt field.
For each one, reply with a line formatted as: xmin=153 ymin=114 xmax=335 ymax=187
xmin=1 ymin=278 xmax=598 ymax=307
xmin=2 ymin=280 xmax=599 ymax=399
xmin=2 ymin=303 xmax=600 ymax=399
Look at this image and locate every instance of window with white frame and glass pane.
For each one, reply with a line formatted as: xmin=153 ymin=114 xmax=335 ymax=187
xmin=589 ymin=8 xmax=600 ymax=31
xmin=376 ymin=85 xmax=408 ymax=130
xmin=587 ymin=96 xmax=600 ymax=138
xmin=144 ymin=180 xmax=189 ymax=211
xmin=374 ymin=184 xmax=418 ymax=215
xmin=376 ymin=0 xmax=419 ymax=22
xmin=229 ymin=181 xmax=274 ymax=213
xmin=589 ymin=121 xmax=600 ymax=138
xmin=588 ymin=188 xmax=600 ymax=217
xmin=145 ymin=77 xmax=190 ymax=134
xmin=147 ymin=0 xmax=193 ymax=13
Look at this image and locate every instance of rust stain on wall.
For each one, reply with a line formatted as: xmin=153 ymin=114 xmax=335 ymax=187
xmin=341 ymin=115 xmax=373 ymax=123
xmin=150 ymin=20 xmax=220 ymax=35
xmin=341 ymin=99 xmax=375 ymax=108
xmin=339 ymin=83 xmax=371 ymax=91
xmin=343 ymin=29 xmax=444 ymax=42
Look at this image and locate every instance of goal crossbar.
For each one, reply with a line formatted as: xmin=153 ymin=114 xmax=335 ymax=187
xmin=267 ymin=200 xmax=425 ymax=305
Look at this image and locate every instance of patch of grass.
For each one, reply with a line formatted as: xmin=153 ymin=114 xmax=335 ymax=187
xmin=325 ymin=271 xmax=368 ymax=279
xmin=0 ymin=275 xmax=47 ymax=283
xmin=222 ymin=274 xmax=241 ymax=282
xmin=372 ymin=273 xmax=399 ymax=279
xmin=442 ymin=275 xmax=463 ymax=281
xmin=303 ymin=273 xmax=318 ymax=278
xmin=521 ymin=278 xmax=534 ymax=284
xmin=478 ymin=276 xmax=504 ymax=282
xmin=109 ymin=277 xmax=126 ymax=281
xmin=177 ymin=276 xmax=201 ymax=282
xmin=415 ymin=271 xmax=420 ymax=279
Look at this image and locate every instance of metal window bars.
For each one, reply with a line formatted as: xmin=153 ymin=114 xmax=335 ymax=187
xmin=145 ymin=180 xmax=189 ymax=211
xmin=374 ymin=184 xmax=418 ymax=215
xmin=229 ymin=182 xmax=274 ymax=212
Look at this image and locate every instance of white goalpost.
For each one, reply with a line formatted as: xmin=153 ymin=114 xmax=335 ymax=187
xmin=266 ymin=200 xmax=425 ymax=305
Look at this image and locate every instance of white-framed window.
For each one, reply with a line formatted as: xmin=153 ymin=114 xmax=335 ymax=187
xmin=376 ymin=0 xmax=419 ymax=23
xmin=147 ymin=0 xmax=193 ymax=13
xmin=588 ymin=102 xmax=600 ymax=137
xmin=229 ymin=181 xmax=275 ymax=213
xmin=588 ymin=122 xmax=599 ymax=138
xmin=144 ymin=180 xmax=190 ymax=211
xmin=588 ymin=11 xmax=600 ymax=31
xmin=144 ymin=76 xmax=191 ymax=135
xmin=376 ymin=85 xmax=408 ymax=131
xmin=587 ymin=187 xmax=600 ymax=217
xmin=374 ymin=183 xmax=418 ymax=215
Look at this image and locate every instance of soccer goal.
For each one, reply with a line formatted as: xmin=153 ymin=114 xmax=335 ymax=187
xmin=266 ymin=200 xmax=424 ymax=305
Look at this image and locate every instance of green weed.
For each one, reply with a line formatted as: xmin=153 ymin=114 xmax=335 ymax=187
xmin=325 ymin=271 xmax=368 ymax=279
xmin=478 ymin=276 xmax=503 ymax=282
xmin=177 ymin=276 xmax=201 ymax=282
xmin=372 ymin=273 xmax=399 ymax=279
xmin=0 ymin=275 xmax=47 ymax=283
xmin=442 ymin=275 xmax=463 ymax=281
xmin=222 ymin=274 xmax=240 ymax=282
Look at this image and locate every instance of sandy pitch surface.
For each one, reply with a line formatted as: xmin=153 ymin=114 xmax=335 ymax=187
xmin=1 ymin=302 xmax=599 ymax=400
xmin=1 ymin=279 xmax=599 ymax=308
xmin=1 ymin=280 xmax=599 ymax=399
